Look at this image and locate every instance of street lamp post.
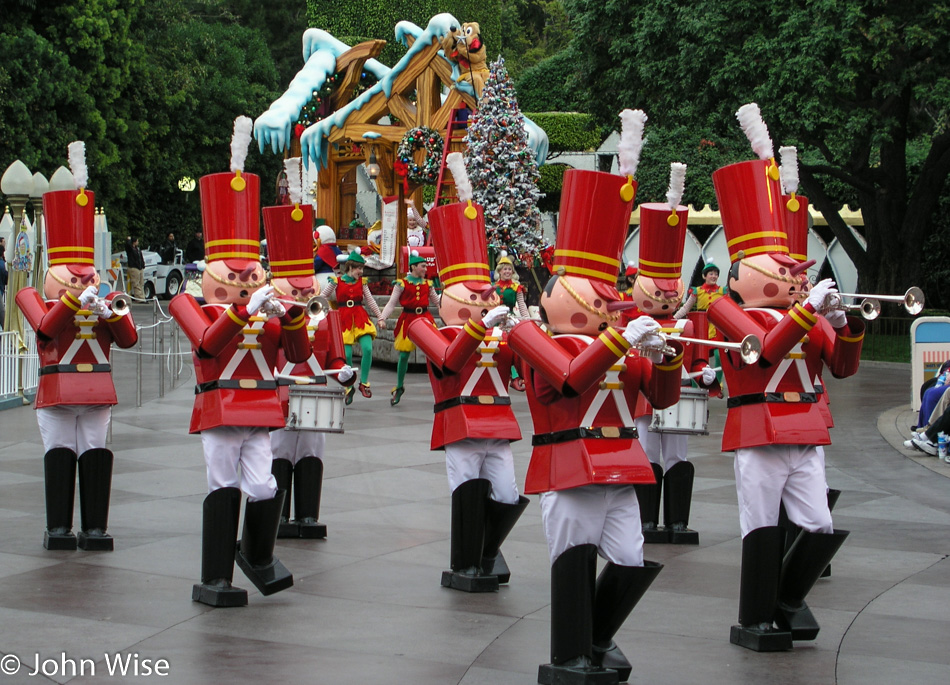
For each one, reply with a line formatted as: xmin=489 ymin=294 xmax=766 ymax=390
xmin=1 ymin=160 xmax=35 ymax=336
xmin=30 ymin=171 xmax=49 ymax=290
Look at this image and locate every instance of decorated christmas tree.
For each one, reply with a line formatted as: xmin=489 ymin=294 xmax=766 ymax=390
xmin=465 ymin=56 xmax=543 ymax=263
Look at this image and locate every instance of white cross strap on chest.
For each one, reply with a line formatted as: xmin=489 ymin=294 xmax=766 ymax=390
xmin=460 ymin=326 xmax=508 ymax=397
xmin=556 ymin=334 xmax=636 ymax=428
xmin=220 ymin=314 xmax=274 ymax=381
xmin=753 ymin=308 xmax=814 ymax=393
xmin=61 ymin=312 xmax=109 ymax=365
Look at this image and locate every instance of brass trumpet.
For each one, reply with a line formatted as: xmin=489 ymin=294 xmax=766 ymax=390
xmin=664 ymin=332 xmax=763 ymax=364
xmin=264 ymin=296 xmax=327 ymax=318
xmin=823 ymin=287 xmax=924 ymax=321
xmin=108 ymin=293 xmax=131 ymax=317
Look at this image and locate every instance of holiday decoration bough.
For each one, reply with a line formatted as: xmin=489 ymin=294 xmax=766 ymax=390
xmin=395 ymin=126 xmax=444 ymax=186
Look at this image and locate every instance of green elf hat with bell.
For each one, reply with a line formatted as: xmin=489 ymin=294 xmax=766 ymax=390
xmin=408 ymin=250 xmax=426 ymax=267
xmin=702 ymin=263 xmax=720 ymax=275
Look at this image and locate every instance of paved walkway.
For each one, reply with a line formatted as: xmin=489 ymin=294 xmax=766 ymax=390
xmin=0 ymin=348 xmax=948 ymax=684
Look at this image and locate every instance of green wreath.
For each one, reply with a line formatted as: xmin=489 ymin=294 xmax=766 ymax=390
xmin=396 ymin=127 xmax=444 ymax=186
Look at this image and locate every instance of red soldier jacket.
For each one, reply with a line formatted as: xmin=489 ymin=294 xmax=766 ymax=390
xmin=17 ymin=288 xmax=138 ymax=408
xmin=507 ymin=322 xmax=683 ymax=494
xmin=407 ymin=316 xmax=522 ymax=450
xmin=169 ymin=294 xmax=310 ymax=433
xmin=274 ymin=309 xmax=353 ymax=416
xmin=707 ymin=297 xmax=863 ymax=451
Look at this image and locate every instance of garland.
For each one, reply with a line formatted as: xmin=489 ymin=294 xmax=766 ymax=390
xmin=395 ymin=127 xmax=443 ymax=187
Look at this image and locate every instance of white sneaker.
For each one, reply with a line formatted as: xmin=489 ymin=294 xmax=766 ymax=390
xmin=903 ymin=439 xmax=915 ymax=448
xmin=912 ymin=437 xmax=938 ymax=456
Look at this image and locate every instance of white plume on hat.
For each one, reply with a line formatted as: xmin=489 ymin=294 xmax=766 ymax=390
xmin=230 ymin=116 xmax=254 ymax=173
xmin=736 ymin=103 xmax=774 ymax=160
xmin=446 ymin=152 xmax=472 ymax=202
xmin=284 ymin=157 xmax=304 ymax=205
xmin=67 ymin=141 xmax=88 ymax=189
xmin=779 ymin=146 xmax=799 ymax=195
xmin=618 ymin=109 xmax=648 ymax=177
xmin=666 ymin=162 xmax=687 ymax=210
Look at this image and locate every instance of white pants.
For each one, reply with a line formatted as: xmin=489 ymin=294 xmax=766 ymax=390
xmin=270 ymin=428 xmax=325 ymax=465
xmin=444 ymin=438 xmax=519 ymax=504
xmin=201 ymin=426 xmax=277 ymax=501
xmin=540 ymin=485 xmax=644 ymax=566
xmin=734 ymin=444 xmax=832 ymax=538
xmin=635 ymin=415 xmax=688 ymax=470
xmin=37 ymin=405 xmax=110 ymax=454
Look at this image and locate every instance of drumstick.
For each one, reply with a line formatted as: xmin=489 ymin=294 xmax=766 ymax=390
xmin=276 ymin=369 xmax=349 ymax=384
xmin=687 ymin=366 xmax=722 ymax=379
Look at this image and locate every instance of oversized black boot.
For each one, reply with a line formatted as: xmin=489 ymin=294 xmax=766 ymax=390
xmin=441 ymin=478 xmax=497 ymax=592
xmin=235 ymin=491 xmax=294 ymax=596
xmin=778 ymin=489 xmax=842 ymax=577
xmin=820 ymin=490 xmax=841 ymax=578
xmin=633 ymin=463 xmax=667 ymax=544
xmin=293 ymin=456 xmax=327 ymax=539
xmin=539 ymin=544 xmax=617 ymax=685
xmin=591 ymin=561 xmax=663 ymax=682
xmin=271 ymin=459 xmax=297 ymax=538
xmin=192 ymin=487 xmax=247 ymax=607
xmin=77 ymin=448 xmax=114 ymax=551
xmin=481 ymin=495 xmax=529 ymax=584
xmin=775 ymin=529 xmax=849 ymax=640
xmin=663 ymin=461 xmax=698 ymax=545
xmin=44 ymin=448 xmax=78 ymax=550
xmin=730 ymin=526 xmax=792 ymax=652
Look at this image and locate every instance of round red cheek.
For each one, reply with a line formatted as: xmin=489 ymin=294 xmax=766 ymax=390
xmin=763 ymin=283 xmax=780 ymax=297
xmin=641 ymin=300 xmax=654 ymax=311
xmin=457 ymin=308 xmax=471 ymax=321
xmin=570 ymin=313 xmax=588 ymax=329
xmin=58 ymin=289 xmax=67 ymax=298
xmin=215 ymin=287 xmax=229 ymax=300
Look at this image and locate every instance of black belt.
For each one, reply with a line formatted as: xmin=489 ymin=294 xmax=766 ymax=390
xmin=533 ymin=426 xmax=638 ymax=446
xmin=277 ymin=375 xmax=327 ymax=386
xmin=433 ymin=396 xmax=512 ymax=413
xmin=403 ymin=307 xmax=428 ymax=315
xmin=340 ymin=300 xmax=357 ymax=308
xmin=727 ymin=392 xmax=818 ymax=408
xmin=196 ymin=379 xmax=279 ymax=394
xmin=39 ymin=363 xmax=111 ymax=375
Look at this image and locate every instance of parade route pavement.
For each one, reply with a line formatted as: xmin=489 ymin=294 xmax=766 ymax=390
xmin=1 ymin=350 xmax=948 ymax=684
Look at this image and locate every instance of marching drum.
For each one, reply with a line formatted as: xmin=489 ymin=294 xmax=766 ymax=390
xmin=649 ymin=387 xmax=709 ymax=435
xmin=286 ymin=385 xmax=345 ymax=433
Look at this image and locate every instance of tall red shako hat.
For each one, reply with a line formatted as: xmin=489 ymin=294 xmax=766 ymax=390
xmin=44 ymin=141 xmax=96 ymax=278
xmin=637 ymin=162 xmax=689 ymax=290
xmin=779 ymin=146 xmax=810 ymax=263
xmin=199 ymin=115 xmax=261 ymax=270
xmin=427 ymin=152 xmax=493 ymax=293
xmin=713 ymin=103 xmax=794 ymax=266
xmin=553 ymin=108 xmax=646 ymax=295
xmin=262 ymin=157 xmax=314 ymax=289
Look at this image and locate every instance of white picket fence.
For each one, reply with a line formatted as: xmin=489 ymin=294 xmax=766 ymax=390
xmin=0 ymin=329 xmax=38 ymax=405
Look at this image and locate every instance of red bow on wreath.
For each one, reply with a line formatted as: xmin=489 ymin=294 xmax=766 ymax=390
xmin=393 ymin=159 xmax=410 ymax=194
xmin=294 ymin=123 xmax=306 ymax=139
xmin=540 ymin=245 xmax=556 ymax=274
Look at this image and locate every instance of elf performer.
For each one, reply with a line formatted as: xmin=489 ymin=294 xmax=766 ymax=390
xmin=407 ymin=154 xmax=528 ymax=593
xmin=16 ymin=141 xmax=138 ymax=551
xmin=509 ymin=110 xmax=681 ymax=685
xmin=708 ymin=104 xmax=862 ymax=651
xmin=377 ymin=250 xmax=439 ymax=406
xmin=321 ymin=251 xmax=382 ymax=404
xmin=170 ymin=117 xmax=310 ymax=607
xmin=492 ymin=250 xmax=529 ymax=392
xmin=628 ymin=163 xmax=719 ymax=546
xmin=263 ymin=158 xmax=355 ymax=539
xmin=313 ymin=225 xmax=342 ymax=291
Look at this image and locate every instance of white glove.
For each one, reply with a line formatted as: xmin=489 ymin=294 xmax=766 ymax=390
xmin=483 ymin=305 xmax=511 ymax=328
xmin=336 ymin=365 xmax=355 ymax=383
xmin=79 ymin=285 xmax=98 ymax=308
xmin=247 ymin=285 xmax=276 ymax=316
xmin=701 ymin=366 xmax=717 ymax=385
xmin=622 ymin=317 xmax=661 ymax=347
xmin=806 ymin=278 xmax=837 ymax=311
xmin=824 ymin=308 xmax=847 ymax=329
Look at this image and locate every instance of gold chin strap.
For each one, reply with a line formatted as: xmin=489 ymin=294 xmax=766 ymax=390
xmin=204 ymin=264 xmax=267 ymax=289
xmin=441 ymin=287 xmax=500 ymax=307
xmin=635 ymin=277 xmax=682 ymax=305
xmin=558 ymin=276 xmax=620 ymax=322
xmin=739 ymin=258 xmax=801 ymax=284
xmin=47 ymin=269 xmax=96 ymax=291
xmin=270 ymin=281 xmax=309 ymax=300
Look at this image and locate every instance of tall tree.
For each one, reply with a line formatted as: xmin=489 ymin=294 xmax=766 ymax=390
xmin=563 ymin=0 xmax=950 ymax=296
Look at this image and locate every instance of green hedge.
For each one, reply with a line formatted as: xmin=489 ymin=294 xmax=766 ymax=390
xmin=524 ymin=112 xmax=600 ymax=152
xmin=514 ymin=48 xmax=581 ymax=112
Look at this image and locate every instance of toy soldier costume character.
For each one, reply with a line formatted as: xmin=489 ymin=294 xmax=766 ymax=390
xmin=170 ymin=117 xmax=310 ymax=607
xmin=407 ymin=176 xmax=528 ymax=593
xmin=707 ymin=105 xmax=862 ymax=652
xmin=17 ymin=142 xmax=137 ymax=551
xmin=509 ymin=111 xmax=682 ymax=684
